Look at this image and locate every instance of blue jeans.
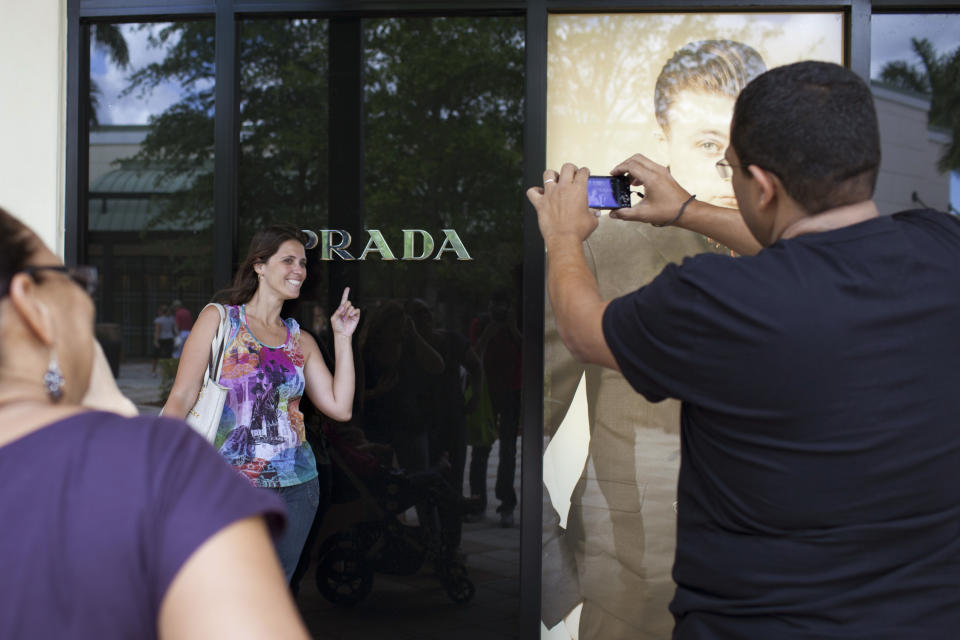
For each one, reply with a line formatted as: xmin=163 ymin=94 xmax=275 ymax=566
xmin=272 ymin=477 xmax=320 ymax=583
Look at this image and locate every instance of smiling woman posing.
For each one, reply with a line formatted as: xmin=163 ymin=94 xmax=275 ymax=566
xmin=164 ymin=224 xmax=360 ymax=582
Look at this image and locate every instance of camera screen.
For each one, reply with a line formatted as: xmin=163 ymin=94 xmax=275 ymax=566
xmin=587 ymin=176 xmax=632 ymax=209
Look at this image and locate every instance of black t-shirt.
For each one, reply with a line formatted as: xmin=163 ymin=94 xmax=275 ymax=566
xmin=603 ymin=210 xmax=960 ymax=639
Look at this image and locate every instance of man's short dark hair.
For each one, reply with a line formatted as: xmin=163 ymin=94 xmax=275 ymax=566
xmin=731 ymin=61 xmax=880 ymax=214
xmin=655 ymin=39 xmax=767 ymax=134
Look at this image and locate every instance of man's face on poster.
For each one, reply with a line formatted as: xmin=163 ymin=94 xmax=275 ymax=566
xmin=659 ymin=90 xmax=738 ymax=209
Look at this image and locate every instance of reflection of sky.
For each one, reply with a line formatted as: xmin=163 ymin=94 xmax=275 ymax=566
xmin=90 ymin=23 xmax=209 ymax=125
xmin=91 ymin=13 xmax=959 ymax=128
xmin=870 ymin=13 xmax=960 ymax=79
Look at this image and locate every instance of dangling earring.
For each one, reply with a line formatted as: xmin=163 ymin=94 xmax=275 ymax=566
xmin=44 ymin=350 xmax=65 ymax=402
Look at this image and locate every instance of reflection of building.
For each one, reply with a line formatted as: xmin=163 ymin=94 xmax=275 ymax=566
xmin=89 ymin=125 xmax=212 ymax=358
xmin=872 ymin=82 xmax=954 ymax=215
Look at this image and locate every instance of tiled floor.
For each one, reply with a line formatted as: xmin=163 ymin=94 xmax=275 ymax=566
xmin=118 ymin=360 xmax=523 ymax=639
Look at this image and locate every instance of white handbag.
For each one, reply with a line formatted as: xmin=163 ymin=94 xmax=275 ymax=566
xmin=184 ymin=303 xmax=230 ymax=443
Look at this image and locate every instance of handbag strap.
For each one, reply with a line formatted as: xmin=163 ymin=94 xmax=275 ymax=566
xmin=200 ymin=303 xmax=229 ymax=383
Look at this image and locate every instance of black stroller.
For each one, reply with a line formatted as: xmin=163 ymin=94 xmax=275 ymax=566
xmin=314 ymin=446 xmax=476 ymax=607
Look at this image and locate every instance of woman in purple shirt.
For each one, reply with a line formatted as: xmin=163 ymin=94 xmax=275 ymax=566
xmin=0 ymin=207 xmax=309 ymax=639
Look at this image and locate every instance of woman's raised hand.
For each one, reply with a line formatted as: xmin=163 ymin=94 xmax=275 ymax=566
xmin=330 ymin=287 xmax=361 ymax=337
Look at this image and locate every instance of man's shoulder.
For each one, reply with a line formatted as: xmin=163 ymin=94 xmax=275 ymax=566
xmin=659 ymin=209 xmax=960 ymax=304
xmin=671 ymin=249 xmax=753 ymax=282
xmin=891 ymin=208 xmax=960 ymax=232
xmin=892 ymin=207 xmax=956 ymax=218
xmin=633 ymin=248 xmax=797 ymax=320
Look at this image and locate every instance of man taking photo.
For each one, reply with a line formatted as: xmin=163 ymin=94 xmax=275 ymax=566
xmin=528 ymin=60 xmax=960 ymax=638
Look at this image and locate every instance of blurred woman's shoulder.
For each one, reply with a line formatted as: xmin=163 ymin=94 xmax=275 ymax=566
xmin=2 ymin=411 xmax=181 ymax=453
xmin=0 ymin=409 xmax=285 ymax=639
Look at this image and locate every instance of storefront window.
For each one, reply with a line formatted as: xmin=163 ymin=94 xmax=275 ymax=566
xmin=63 ymin=4 xmax=960 ymax=639
xmin=353 ymin=15 xmax=524 ymax=632
xmin=541 ymin=13 xmax=842 ymax=638
xmin=234 ymin=14 xmax=525 ymax=636
xmin=87 ymin=20 xmax=215 ymax=370
xmin=84 ymin=12 xmax=524 ymax=632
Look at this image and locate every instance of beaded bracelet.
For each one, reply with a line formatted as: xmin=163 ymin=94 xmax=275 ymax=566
xmin=652 ymin=194 xmax=696 ymax=228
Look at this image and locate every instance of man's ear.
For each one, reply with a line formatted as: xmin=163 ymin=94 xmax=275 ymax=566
xmin=747 ymin=165 xmax=780 ymax=212
xmin=6 ymin=273 xmax=56 ymax=346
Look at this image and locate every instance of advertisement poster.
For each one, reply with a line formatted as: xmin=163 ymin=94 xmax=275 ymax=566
xmin=541 ymin=12 xmax=843 ymax=640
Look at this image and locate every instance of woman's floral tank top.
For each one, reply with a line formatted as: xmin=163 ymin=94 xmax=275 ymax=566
xmin=214 ymin=304 xmax=317 ymax=488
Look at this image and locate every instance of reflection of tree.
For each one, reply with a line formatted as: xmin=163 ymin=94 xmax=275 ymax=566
xmin=117 ymin=17 xmax=525 ymax=317
xmin=121 ymin=22 xmax=216 ymax=234
xmin=879 ymin=38 xmax=960 ymax=171
xmin=363 ymin=17 xmax=524 ymax=303
xmin=117 ymin=20 xmax=330 ymax=282
xmin=236 ymin=19 xmax=330 ymax=242
xmin=89 ymin=24 xmax=130 ymax=126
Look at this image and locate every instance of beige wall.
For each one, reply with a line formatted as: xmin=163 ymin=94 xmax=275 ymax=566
xmin=873 ymin=83 xmax=952 ymax=215
xmin=0 ymin=0 xmax=66 ymax=255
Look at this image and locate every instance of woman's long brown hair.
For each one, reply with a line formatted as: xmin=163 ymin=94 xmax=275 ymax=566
xmin=213 ymin=224 xmax=311 ymax=306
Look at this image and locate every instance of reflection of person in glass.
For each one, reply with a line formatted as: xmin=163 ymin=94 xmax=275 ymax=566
xmin=359 ymin=299 xmax=444 ymax=466
xmin=152 ymin=303 xmax=176 ymax=373
xmin=0 ymin=208 xmax=309 ymax=638
xmin=406 ymin=298 xmax=482 ymax=511
xmin=164 ymin=225 xmax=360 ymax=584
xmin=534 ymin=60 xmax=960 ymax=640
xmin=171 ymin=298 xmax=193 ymax=358
xmin=543 ymin=40 xmax=765 ymax=639
xmin=471 ymin=289 xmax=522 ymax=527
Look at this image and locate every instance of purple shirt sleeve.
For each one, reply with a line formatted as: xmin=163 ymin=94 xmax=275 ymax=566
xmin=143 ymin=416 xmax=286 ymax=608
xmin=0 ymin=411 xmax=286 ymax=640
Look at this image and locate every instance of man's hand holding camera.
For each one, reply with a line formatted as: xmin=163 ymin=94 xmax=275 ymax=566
xmin=525 ymin=163 xmax=619 ymax=371
xmin=526 ymin=163 xmax=599 ymax=248
xmin=608 ymin=152 xmax=761 ymax=256
xmin=526 ymin=155 xmax=700 ymax=239
xmin=608 ymin=153 xmax=695 ymax=226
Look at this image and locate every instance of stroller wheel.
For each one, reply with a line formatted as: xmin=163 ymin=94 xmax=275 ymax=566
xmin=316 ymin=537 xmax=374 ymax=607
xmin=442 ymin=562 xmax=476 ymax=604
